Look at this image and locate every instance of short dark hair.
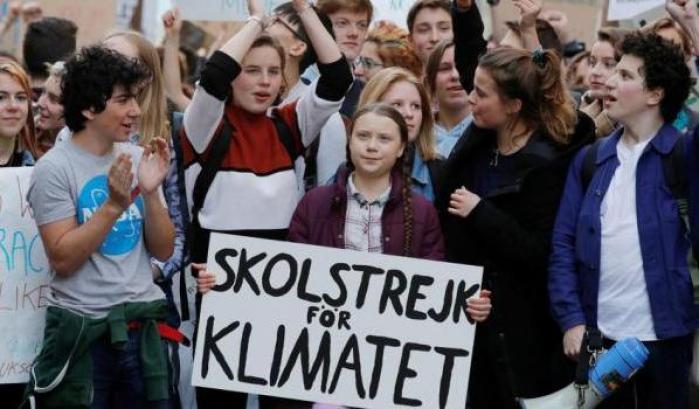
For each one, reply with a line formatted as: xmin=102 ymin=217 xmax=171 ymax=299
xmin=620 ymin=32 xmax=693 ymax=123
xmin=23 ymin=17 xmax=77 ymax=80
xmin=62 ymin=46 xmax=150 ymax=132
xmin=273 ymin=2 xmax=335 ymax=73
xmin=406 ymin=0 xmax=450 ymax=34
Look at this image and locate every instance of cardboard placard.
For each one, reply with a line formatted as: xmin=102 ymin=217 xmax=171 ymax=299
xmin=0 ymin=168 xmax=50 ymax=384
xmin=193 ymin=233 xmax=483 ymax=408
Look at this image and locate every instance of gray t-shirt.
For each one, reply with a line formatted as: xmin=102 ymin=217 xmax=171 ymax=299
xmin=28 ymin=140 xmax=164 ymax=317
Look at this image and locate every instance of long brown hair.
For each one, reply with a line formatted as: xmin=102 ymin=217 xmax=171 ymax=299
xmin=347 ymin=103 xmax=414 ymax=256
xmin=358 ymin=67 xmax=438 ymax=161
xmin=0 ymin=61 xmax=37 ymax=157
xmin=478 ymin=47 xmax=576 ymax=144
xmin=424 ymin=39 xmax=453 ymax=98
xmin=103 ymin=31 xmax=167 ymax=145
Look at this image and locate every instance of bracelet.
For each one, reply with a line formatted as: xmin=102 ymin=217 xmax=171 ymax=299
xmin=247 ymin=15 xmax=265 ymax=30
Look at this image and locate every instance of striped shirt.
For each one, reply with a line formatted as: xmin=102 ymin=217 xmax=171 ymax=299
xmin=343 ymin=174 xmax=391 ymax=253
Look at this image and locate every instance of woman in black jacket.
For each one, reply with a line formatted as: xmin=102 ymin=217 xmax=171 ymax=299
xmin=437 ymin=2 xmax=595 ymax=408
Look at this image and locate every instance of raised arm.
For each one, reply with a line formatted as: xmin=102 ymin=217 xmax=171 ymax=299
xmin=452 ymin=0 xmax=488 ymax=93
xmin=293 ymin=0 xmax=353 ymax=146
xmin=514 ymin=0 xmax=542 ymax=51
xmin=161 ymin=8 xmax=191 ymax=112
xmin=666 ymin=0 xmax=699 ymax=56
xmin=183 ymin=0 xmax=266 ymax=153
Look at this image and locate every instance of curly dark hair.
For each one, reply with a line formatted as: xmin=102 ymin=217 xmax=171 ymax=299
xmin=620 ymin=32 xmax=693 ymax=123
xmin=61 ymin=45 xmax=150 ymax=132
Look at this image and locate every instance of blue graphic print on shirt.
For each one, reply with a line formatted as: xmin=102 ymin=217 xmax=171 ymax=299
xmin=77 ymin=175 xmax=144 ymax=256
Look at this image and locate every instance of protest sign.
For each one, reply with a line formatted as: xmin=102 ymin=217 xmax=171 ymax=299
xmin=608 ymin=0 xmax=664 ymax=21
xmin=174 ymin=0 xmax=285 ymax=21
xmin=192 ymin=233 xmax=483 ymax=409
xmin=0 ymin=168 xmax=50 ymax=384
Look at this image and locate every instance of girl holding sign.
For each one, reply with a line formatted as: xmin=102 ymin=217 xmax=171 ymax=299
xmin=197 ymin=103 xmax=491 ymax=409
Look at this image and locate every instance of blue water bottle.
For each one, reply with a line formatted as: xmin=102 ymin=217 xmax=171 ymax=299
xmin=589 ymin=338 xmax=649 ymax=398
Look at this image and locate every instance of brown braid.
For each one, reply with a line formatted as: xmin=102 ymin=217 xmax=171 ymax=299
xmin=348 ymin=103 xmax=413 ymax=256
xmin=401 ymin=147 xmax=414 ymax=257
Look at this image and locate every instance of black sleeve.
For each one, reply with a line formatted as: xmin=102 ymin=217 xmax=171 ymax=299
xmin=316 ymin=57 xmax=354 ymax=102
xmin=199 ymin=51 xmax=242 ymax=101
xmin=452 ymin=3 xmax=487 ymax=93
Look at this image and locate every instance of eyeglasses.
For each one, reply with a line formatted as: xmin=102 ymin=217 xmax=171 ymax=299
xmin=353 ymin=56 xmax=383 ymax=71
xmin=269 ymin=14 xmax=308 ymax=43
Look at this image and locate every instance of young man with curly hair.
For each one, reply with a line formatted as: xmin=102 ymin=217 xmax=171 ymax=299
xmin=550 ymin=32 xmax=699 ymax=408
xmin=25 ymin=45 xmax=175 ymax=409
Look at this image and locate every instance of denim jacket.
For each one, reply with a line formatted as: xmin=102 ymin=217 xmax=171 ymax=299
xmin=549 ymin=124 xmax=699 ymax=339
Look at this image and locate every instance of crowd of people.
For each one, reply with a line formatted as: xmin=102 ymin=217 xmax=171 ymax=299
xmin=1 ymin=0 xmax=699 ymax=408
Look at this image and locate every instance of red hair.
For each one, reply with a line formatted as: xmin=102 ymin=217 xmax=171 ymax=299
xmin=0 ymin=61 xmax=36 ymax=157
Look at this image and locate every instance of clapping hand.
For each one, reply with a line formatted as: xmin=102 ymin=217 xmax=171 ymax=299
xmin=137 ymin=137 xmax=170 ymax=196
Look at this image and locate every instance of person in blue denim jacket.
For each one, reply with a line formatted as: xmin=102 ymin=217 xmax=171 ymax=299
xmin=549 ymin=32 xmax=699 ymax=408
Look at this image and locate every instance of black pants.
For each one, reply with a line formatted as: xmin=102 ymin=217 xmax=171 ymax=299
xmin=598 ymin=334 xmax=694 ymax=409
xmin=0 ymin=383 xmax=25 ymax=409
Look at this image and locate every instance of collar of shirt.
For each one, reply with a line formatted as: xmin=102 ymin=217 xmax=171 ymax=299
xmin=347 ymin=172 xmax=392 ymax=207
xmin=411 ymin=149 xmax=430 ymax=188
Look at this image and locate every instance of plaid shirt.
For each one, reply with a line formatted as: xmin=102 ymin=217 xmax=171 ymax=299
xmin=344 ymin=174 xmax=391 ymax=253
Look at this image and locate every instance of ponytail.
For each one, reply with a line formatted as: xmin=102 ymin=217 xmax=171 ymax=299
xmin=535 ymin=49 xmax=576 ymax=144
xmin=478 ymin=47 xmax=576 ymax=145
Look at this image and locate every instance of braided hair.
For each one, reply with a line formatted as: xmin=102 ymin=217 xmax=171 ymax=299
xmin=347 ymin=103 xmax=413 ymax=256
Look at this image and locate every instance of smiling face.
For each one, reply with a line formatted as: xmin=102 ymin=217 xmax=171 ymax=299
xmin=349 ymin=111 xmax=405 ymax=179
xmin=84 ymin=85 xmax=141 ymax=142
xmin=36 ymin=74 xmax=65 ymax=131
xmin=329 ymin=9 xmax=370 ymax=61
xmin=587 ymin=40 xmax=617 ymax=92
xmin=409 ymin=6 xmax=452 ymax=63
xmin=231 ymin=45 xmax=284 ymax=114
xmin=380 ymin=80 xmax=423 ymax=142
xmin=603 ymin=54 xmax=661 ymax=125
xmin=0 ymin=72 xmax=29 ymax=140
xmin=434 ymin=45 xmax=467 ymax=111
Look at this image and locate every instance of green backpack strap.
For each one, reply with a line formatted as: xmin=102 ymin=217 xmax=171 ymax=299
xmin=662 ymin=136 xmax=699 ymax=303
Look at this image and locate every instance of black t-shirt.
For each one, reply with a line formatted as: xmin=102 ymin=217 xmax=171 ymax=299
xmin=469 ymin=143 xmax=519 ymax=197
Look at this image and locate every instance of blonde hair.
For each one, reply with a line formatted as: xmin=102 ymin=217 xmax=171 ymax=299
xmin=103 ymin=31 xmax=168 ymax=145
xmin=358 ymin=67 xmax=438 ymax=161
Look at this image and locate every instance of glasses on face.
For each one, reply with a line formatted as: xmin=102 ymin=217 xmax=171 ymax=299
xmin=269 ymin=14 xmax=308 ymax=43
xmin=353 ymin=56 xmax=383 ymax=71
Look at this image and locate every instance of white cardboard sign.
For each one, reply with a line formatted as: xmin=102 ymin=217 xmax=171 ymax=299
xmin=173 ymin=0 xmax=286 ymax=21
xmin=607 ymin=0 xmax=664 ymax=21
xmin=192 ymin=233 xmax=483 ymax=409
xmin=0 ymin=167 xmax=51 ymax=384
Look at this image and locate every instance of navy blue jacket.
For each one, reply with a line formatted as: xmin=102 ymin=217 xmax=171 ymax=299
xmin=549 ymin=124 xmax=699 ymax=339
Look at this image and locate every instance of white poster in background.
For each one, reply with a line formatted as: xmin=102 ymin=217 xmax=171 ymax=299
xmin=0 ymin=168 xmax=51 ymax=384
xmin=173 ymin=0 xmax=286 ymax=21
xmin=192 ymin=233 xmax=483 ymax=409
xmin=607 ymin=0 xmax=664 ymax=21
xmin=172 ymin=0 xmax=416 ymax=27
